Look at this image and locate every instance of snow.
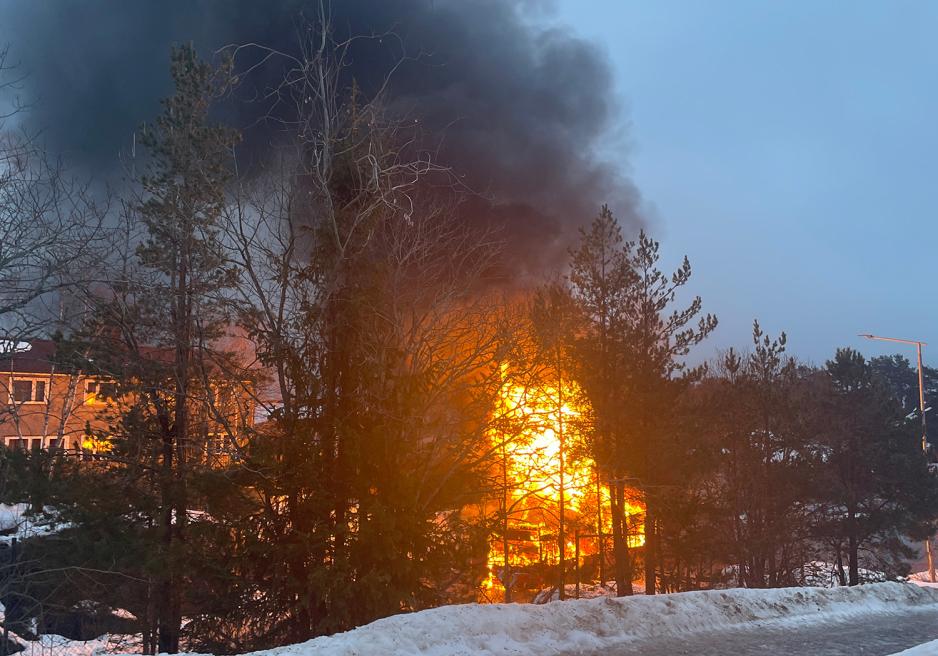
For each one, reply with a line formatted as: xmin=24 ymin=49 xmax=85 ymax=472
xmin=0 ymin=504 xmax=67 ymax=544
xmin=800 ymin=560 xmax=888 ymax=587
xmin=532 ymin=580 xmax=645 ymax=603
xmin=907 ymin=570 xmax=938 ymax=588
xmin=0 ymin=341 xmax=32 ymax=354
xmin=172 ymin=583 xmax=938 ymax=656
xmin=0 ymin=614 xmax=141 ymax=656
xmin=891 ymin=638 xmax=938 ymax=655
xmin=17 ymin=632 xmax=141 ymax=656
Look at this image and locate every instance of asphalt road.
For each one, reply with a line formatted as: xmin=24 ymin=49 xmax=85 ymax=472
xmin=569 ymin=606 xmax=938 ymax=655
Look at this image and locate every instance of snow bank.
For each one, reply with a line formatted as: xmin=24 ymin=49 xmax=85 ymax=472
xmin=891 ymin=638 xmax=938 ymax=655
xmin=216 ymin=583 xmax=938 ymax=656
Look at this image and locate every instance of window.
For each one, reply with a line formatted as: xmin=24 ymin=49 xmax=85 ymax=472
xmin=85 ymin=380 xmax=116 ymax=405
xmin=5 ymin=437 xmax=60 ymax=451
xmin=10 ymin=379 xmax=45 ymax=404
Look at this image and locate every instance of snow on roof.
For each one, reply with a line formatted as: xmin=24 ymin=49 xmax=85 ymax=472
xmin=220 ymin=582 xmax=938 ymax=656
xmin=0 ymin=339 xmax=57 ymax=374
xmin=0 ymin=340 xmax=31 ymax=354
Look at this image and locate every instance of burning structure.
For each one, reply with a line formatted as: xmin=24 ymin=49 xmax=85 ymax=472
xmin=483 ymin=368 xmax=645 ymax=601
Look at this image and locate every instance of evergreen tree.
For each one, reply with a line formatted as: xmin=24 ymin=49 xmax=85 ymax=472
xmin=709 ymin=323 xmax=816 ymax=587
xmin=870 ymin=354 xmax=938 ymax=460
xmin=567 ymin=206 xmax=637 ymax=595
xmin=132 ymin=44 xmax=239 ymax=653
xmin=51 ymin=45 xmax=241 ymax=653
xmin=618 ymin=231 xmax=717 ymax=594
xmin=815 ymin=348 xmax=938 ymax=585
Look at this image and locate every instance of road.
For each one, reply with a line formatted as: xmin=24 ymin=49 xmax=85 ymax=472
xmin=573 ymin=606 xmax=938 ymax=655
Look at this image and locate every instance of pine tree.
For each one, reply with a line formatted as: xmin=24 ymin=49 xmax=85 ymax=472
xmin=620 ymin=231 xmax=717 ymax=595
xmin=816 ymin=348 xmax=938 ymax=585
xmin=870 ymin=354 xmax=938 ymax=459
xmin=710 ymin=322 xmax=815 ymax=587
xmin=55 ymin=45 xmax=240 ymax=653
xmin=568 ymin=206 xmax=637 ymax=595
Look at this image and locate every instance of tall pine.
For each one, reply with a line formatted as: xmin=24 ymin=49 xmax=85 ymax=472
xmin=568 ymin=206 xmax=637 ymax=595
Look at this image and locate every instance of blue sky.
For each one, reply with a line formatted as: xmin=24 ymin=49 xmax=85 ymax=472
xmin=554 ymin=1 xmax=938 ymax=366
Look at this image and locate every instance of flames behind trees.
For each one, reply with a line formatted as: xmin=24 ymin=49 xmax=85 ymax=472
xmin=484 ymin=366 xmax=645 ymax=601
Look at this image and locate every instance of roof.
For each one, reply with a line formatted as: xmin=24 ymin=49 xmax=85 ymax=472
xmin=0 ymin=339 xmax=59 ymax=374
xmin=0 ymin=338 xmax=173 ymax=376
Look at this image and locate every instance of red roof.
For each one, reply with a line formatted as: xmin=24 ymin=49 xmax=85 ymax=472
xmin=0 ymin=339 xmax=60 ymax=374
xmin=0 ymin=338 xmax=230 ymax=377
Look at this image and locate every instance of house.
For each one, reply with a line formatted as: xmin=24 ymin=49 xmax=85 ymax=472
xmin=0 ymin=339 xmax=255 ymax=463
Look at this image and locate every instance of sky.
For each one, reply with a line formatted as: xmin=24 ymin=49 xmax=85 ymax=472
xmin=1 ymin=1 xmax=935 ymax=367
xmin=0 ymin=0 xmax=642 ymax=284
xmin=554 ymin=1 xmax=938 ymax=367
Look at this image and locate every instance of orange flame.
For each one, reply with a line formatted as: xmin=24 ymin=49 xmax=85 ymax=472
xmin=484 ymin=367 xmax=644 ymax=597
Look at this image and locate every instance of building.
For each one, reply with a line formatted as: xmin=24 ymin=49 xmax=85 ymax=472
xmin=0 ymin=338 xmax=254 ymax=463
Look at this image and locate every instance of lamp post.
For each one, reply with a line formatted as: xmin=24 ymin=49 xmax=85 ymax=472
xmin=859 ymin=333 xmax=935 ymax=582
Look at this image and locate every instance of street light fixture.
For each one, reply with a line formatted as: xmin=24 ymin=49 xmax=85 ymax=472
xmin=859 ymin=333 xmax=935 ymax=582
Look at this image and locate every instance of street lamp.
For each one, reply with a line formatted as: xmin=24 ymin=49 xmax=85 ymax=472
xmin=859 ymin=333 xmax=935 ymax=582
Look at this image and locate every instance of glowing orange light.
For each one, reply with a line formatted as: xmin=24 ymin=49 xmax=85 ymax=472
xmin=484 ymin=367 xmax=644 ymax=598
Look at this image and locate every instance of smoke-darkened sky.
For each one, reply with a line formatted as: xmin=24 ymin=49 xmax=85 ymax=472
xmin=10 ymin=1 xmax=933 ymax=366
xmin=0 ymin=0 xmax=641 ymax=279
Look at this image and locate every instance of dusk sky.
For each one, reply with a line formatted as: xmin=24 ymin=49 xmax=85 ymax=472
xmin=556 ymin=1 xmax=938 ymax=366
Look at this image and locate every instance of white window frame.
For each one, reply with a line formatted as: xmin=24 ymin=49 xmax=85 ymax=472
xmin=8 ymin=378 xmax=48 ymax=405
xmin=4 ymin=435 xmax=57 ymax=450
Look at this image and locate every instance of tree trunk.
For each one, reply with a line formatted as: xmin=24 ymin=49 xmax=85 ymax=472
xmin=502 ymin=440 xmax=512 ymax=603
xmin=644 ymin=498 xmax=657 ymax=595
xmin=157 ymin=425 xmax=178 ymax=654
xmin=835 ymin=547 xmax=847 ymax=587
xmin=557 ymin=365 xmax=566 ymax=601
xmin=848 ymin=511 xmax=859 ymax=586
xmin=610 ymin=480 xmax=633 ymax=596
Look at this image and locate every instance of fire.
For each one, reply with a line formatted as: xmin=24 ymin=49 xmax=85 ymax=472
xmin=484 ymin=367 xmax=644 ymax=599
xmin=495 ymin=382 xmax=592 ymax=511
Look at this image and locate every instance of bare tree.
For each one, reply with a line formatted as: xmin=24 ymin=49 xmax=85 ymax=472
xmin=0 ymin=46 xmax=106 ymax=339
xmin=190 ymin=13 xmax=521 ymax=643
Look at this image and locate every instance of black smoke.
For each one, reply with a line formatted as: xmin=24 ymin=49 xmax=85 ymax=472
xmin=0 ymin=0 xmax=641 ymax=279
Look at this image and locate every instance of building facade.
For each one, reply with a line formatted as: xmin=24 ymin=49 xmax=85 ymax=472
xmin=0 ymin=339 xmax=254 ymax=463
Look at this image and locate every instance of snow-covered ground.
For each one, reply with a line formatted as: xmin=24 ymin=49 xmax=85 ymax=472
xmin=800 ymin=560 xmax=890 ymax=586
xmin=532 ymin=581 xmax=645 ymax=603
xmin=190 ymin=583 xmax=937 ymax=656
xmin=2 ymin=581 xmax=934 ymax=655
xmin=0 ymin=595 xmax=139 ymax=656
xmin=892 ymin=638 xmax=938 ymax=655
xmin=908 ymin=570 xmax=938 ymax=589
xmin=0 ymin=503 xmax=67 ymax=544
xmin=17 ymin=632 xmax=141 ymax=656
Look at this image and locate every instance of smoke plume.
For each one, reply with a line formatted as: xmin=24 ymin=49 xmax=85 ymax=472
xmin=0 ymin=0 xmax=641 ymax=278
